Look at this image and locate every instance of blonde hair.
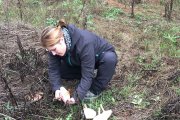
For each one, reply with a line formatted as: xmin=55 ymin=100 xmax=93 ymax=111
xmin=41 ymin=19 xmax=67 ymax=48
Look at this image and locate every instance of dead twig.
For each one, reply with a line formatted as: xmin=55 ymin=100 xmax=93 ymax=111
xmin=0 ymin=71 xmax=18 ymax=107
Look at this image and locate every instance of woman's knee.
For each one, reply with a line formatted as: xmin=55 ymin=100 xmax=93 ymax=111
xmin=102 ymin=51 xmax=117 ymax=65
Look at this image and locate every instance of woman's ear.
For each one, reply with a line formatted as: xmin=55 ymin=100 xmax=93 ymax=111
xmin=59 ymin=37 xmax=65 ymax=43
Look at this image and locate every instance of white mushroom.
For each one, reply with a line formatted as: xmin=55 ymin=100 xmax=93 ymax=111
xmin=83 ymin=104 xmax=97 ymax=119
xmin=93 ymin=104 xmax=112 ymax=120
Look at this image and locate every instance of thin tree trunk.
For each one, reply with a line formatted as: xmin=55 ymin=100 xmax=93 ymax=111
xmin=164 ymin=2 xmax=168 ymax=18
xmin=17 ymin=0 xmax=23 ymax=21
xmin=164 ymin=0 xmax=174 ymax=21
xmin=131 ymin=0 xmax=135 ymax=18
xmin=168 ymin=0 xmax=173 ymax=20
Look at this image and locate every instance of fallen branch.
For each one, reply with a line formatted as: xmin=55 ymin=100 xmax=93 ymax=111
xmin=0 ymin=71 xmax=18 ymax=106
xmin=29 ymin=114 xmax=55 ymax=120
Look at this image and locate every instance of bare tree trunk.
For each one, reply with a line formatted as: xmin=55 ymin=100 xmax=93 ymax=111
xmin=82 ymin=15 xmax=87 ymax=29
xmin=3 ymin=0 xmax=10 ymax=23
xmin=77 ymin=0 xmax=86 ymax=24
xmin=131 ymin=0 xmax=135 ymax=18
xmin=17 ymin=0 xmax=23 ymax=21
xmin=81 ymin=0 xmax=89 ymax=29
xmin=134 ymin=0 xmax=141 ymax=4
xmin=164 ymin=2 xmax=169 ymax=18
xmin=164 ymin=0 xmax=174 ymax=21
xmin=168 ymin=0 xmax=173 ymax=20
xmin=76 ymin=0 xmax=89 ymax=29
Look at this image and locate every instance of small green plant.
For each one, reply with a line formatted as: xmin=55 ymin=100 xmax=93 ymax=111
xmin=66 ymin=113 xmax=73 ymax=120
xmin=131 ymin=94 xmax=150 ymax=109
xmin=86 ymin=14 xmax=95 ymax=30
xmin=127 ymin=73 xmax=141 ymax=86
xmin=46 ymin=18 xmax=57 ymax=26
xmin=152 ymin=109 xmax=162 ymax=117
xmin=99 ymin=90 xmax=116 ymax=105
xmin=134 ymin=13 xmax=147 ymax=26
xmin=103 ymin=7 xmax=124 ymax=20
xmin=163 ymin=33 xmax=179 ymax=46
xmin=32 ymin=0 xmax=40 ymax=5
xmin=119 ymin=86 xmax=132 ymax=99
xmin=161 ymin=33 xmax=180 ymax=57
xmin=0 ymin=0 xmax=2 ymax=5
xmin=172 ymin=83 xmax=180 ymax=95
xmin=136 ymin=55 xmax=160 ymax=70
xmin=118 ymin=74 xmax=142 ymax=100
xmin=136 ymin=55 xmax=145 ymax=64
xmin=177 ymin=77 xmax=180 ymax=83
xmin=159 ymin=26 xmax=180 ymax=57
xmin=160 ymin=0 xmax=165 ymax=5
xmin=1 ymin=102 xmax=15 ymax=120
xmin=146 ymin=56 xmax=160 ymax=70
xmin=3 ymin=101 xmax=14 ymax=112
xmin=175 ymin=88 xmax=180 ymax=95
xmin=62 ymin=0 xmax=83 ymax=23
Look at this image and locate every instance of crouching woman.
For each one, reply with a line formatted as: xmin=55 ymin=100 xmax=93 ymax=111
xmin=40 ymin=19 xmax=117 ymax=104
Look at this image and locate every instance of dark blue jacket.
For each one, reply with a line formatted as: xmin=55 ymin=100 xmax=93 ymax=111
xmin=48 ymin=24 xmax=115 ymax=100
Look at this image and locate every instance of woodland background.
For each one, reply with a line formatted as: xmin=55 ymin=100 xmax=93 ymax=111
xmin=0 ymin=0 xmax=180 ymax=120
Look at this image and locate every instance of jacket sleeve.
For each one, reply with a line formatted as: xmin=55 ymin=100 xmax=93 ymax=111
xmin=73 ymin=43 xmax=95 ymax=101
xmin=48 ymin=52 xmax=62 ymax=92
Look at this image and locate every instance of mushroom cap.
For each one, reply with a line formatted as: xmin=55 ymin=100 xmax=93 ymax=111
xmin=84 ymin=108 xmax=97 ymax=119
xmin=93 ymin=110 xmax=112 ymax=120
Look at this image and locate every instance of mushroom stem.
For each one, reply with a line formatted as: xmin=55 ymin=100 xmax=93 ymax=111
xmin=100 ymin=104 xmax=105 ymax=112
xmin=98 ymin=107 xmax=101 ymax=115
xmin=84 ymin=104 xmax=87 ymax=108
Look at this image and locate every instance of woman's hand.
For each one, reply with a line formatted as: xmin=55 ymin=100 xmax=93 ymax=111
xmin=54 ymin=87 xmax=70 ymax=104
xmin=67 ymin=97 xmax=76 ymax=104
xmin=59 ymin=87 xmax=70 ymax=103
xmin=54 ymin=90 xmax=62 ymax=101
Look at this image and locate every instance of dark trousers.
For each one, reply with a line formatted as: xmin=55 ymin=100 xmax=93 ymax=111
xmin=61 ymin=51 xmax=117 ymax=95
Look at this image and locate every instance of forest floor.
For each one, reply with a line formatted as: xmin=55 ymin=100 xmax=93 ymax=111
xmin=0 ymin=0 xmax=180 ymax=120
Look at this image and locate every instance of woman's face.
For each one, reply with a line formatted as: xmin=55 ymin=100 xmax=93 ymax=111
xmin=47 ymin=37 xmax=67 ymax=56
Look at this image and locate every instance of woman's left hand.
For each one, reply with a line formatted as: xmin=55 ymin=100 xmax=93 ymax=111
xmin=67 ymin=97 xmax=76 ymax=104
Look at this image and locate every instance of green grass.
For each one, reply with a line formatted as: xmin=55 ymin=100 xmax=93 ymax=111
xmin=50 ymin=89 xmax=118 ymax=120
xmin=160 ymin=26 xmax=180 ymax=57
xmin=102 ymin=7 xmax=124 ymax=20
xmin=131 ymin=92 xmax=150 ymax=109
xmin=119 ymin=85 xmax=133 ymax=99
xmin=152 ymin=108 xmax=163 ymax=118
xmin=136 ymin=55 xmax=161 ymax=70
